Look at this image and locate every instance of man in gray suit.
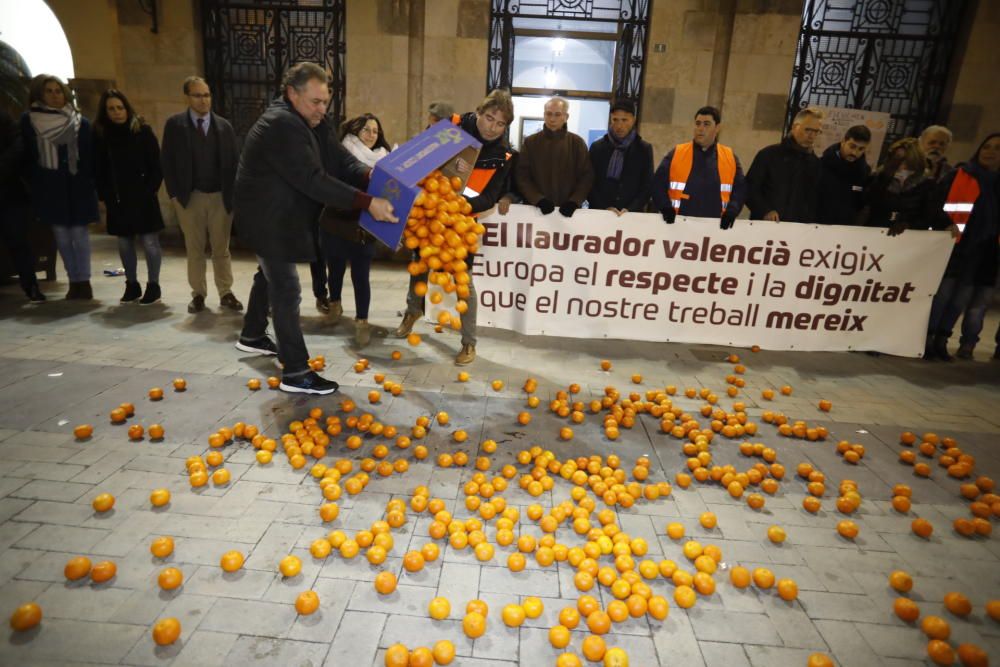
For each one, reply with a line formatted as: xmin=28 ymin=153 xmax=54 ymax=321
xmin=161 ymin=76 xmax=242 ymax=313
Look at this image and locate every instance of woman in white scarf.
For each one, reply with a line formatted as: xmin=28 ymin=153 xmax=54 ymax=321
xmin=340 ymin=114 xmax=390 ymax=167
xmin=21 ymin=75 xmax=99 ymax=299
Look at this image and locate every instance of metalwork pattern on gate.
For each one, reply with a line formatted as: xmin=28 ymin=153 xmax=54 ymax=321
xmin=201 ymin=0 xmax=346 ymax=141
xmin=786 ymin=0 xmax=969 ymax=147
xmin=488 ymin=0 xmax=651 ymax=108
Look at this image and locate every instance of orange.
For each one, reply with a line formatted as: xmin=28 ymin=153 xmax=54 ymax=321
xmin=587 ymin=610 xmax=612 ymax=634
xmin=152 ymin=617 xmax=181 ymax=645
xmin=836 ymin=520 xmax=858 ymax=539
xmin=752 ymin=568 xmax=775 ymax=589
xmin=987 ymin=599 xmax=1000 ymax=621
xmin=428 ymin=597 xmax=451 ymax=620
xmin=502 ymin=604 xmax=526 ymax=627
xmin=889 ymin=570 xmax=913 ymax=593
xmin=699 ymin=512 xmax=717 ymax=529
xmin=220 ymin=550 xmax=244 ymax=572
xmin=149 ymin=488 xmax=170 ymax=507
xmin=556 ymin=654 xmax=583 ymax=667
xmin=384 ymin=644 xmax=409 ymax=667
xmin=172 ymin=378 xmax=186 ymax=391
xmin=148 ymin=387 xmax=164 ymax=400
xmin=110 ymin=407 xmax=127 ymax=424
xmin=776 ymin=578 xmax=798 ymax=601
xmin=549 ymin=624 xmax=571 ymax=648
xmin=802 ymin=496 xmax=821 ymax=513
xmin=9 ymin=602 xmax=42 ymax=631
xmin=374 ymin=571 xmax=397 ymax=595
xmin=674 ymin=585 xmax=696 ymax=609
xmin=921 ymin=615 xmax=951 ymax=640
xmin=158 ymin=567 xmax=183 ymax=590
xmin=247 ymin=378 xmax=261 ymax=390
xmin=279 ymin=555 xmax=302 ymax=577
xmin=64 ymin=556 xmax=92 ymax=581
xmin=767 ymin=526 xmax=786 ymax=544
xmin=432 ymin=640 xmax=456 ymax=665
xmin=730 ymin=566 xmax=751 ymax=588
xmin=150 ymin=536 xmax=174 ymax=558
xmin=90 ymin=560 xmax=117 ymax=583
xmin=912 ymin=518 xmax=934 ymax=539
xmin=943 ymin=592 xmax=971 ymax=617
xmin=148 ymin=423 xmax=164 ymax=439
xmin=462 ymin=611 xmax=486 ymax=638
xmin=402 ymin=550 xmax=425 ymax=572
xmin=295 ymin=590 xmax=319 ymax=615
xmin=647 ymin=595 xmax=669 ymax=620
xmin=603 ymin=648 xmax=629 ymax=667
xmin=956 ymin=644 xmax=988 ymax=667
xmin=927 ymin=639 xmax=954 ymax=666
xmin=92 ymin=493 xmax=115 ymax=513
xmin=806 ymin=655 xmax=834 ymax=667
xmin=894 ymin=597 xmax=920 ymax=623
xmin=523 ymin=596 xmax=543 ymax=619
xmin=73 ymin=424 xmax=94 ymax=439
xmin=582 ymin=635 xmax=607 ymax=661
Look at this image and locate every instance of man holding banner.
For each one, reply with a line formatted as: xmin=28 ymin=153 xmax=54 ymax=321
xmin=651 ymin=106 xmax=747 ymax=229
xmin=746 ymin=107 xmax=823 ymax=223
xmin=394 ymin=90 xmax=516 ymax=366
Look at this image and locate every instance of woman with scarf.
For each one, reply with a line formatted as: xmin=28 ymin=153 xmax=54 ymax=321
xmin=925 ymin=133 xmax=1000 ymax=360
xmin=314 ymin=113 xmax=392 ymax=345
xmin=93 ymin=89 xmax=165 ymax=305
xmin=20 ymin=75 xmax=98 ymax=299
xmin=588 ymin=99 xmax=653 ymax=215
xmin=861 ymin=137 xmax=942 ymax=236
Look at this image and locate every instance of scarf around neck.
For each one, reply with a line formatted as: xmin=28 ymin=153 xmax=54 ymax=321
xmin=29 ymin=104 xmax=82 ymax=174
xmin=342 ymin=132 xmax=388 ymax=168
xmin=606 ymin=127 xmax=636 ymax=180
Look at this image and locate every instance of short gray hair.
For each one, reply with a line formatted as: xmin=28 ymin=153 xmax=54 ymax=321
xmin=792 ymin=107 xmax=824 ymax=125
xmin=282 ymin=62 xmax=329 ymax=92
xmin=920 ymin=125 xmax=952 ymax=141
xmin=428 ymin=101 xmax=454 ymax=120
xmin=545 ymin=97 xmax=569 ymax=112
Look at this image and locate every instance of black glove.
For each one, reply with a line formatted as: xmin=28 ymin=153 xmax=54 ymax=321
xmin=888 ymin=219 xmax=907 ymax=237
xmin=537 ymin=198 xmax=555 ymax=215
xmin=720 ymin=211 xmax=736 ymax=230
xmin=558 ymin=201 xmax=579 ymax=218
xmin=661 ymin=207 xmax=676 ymax=224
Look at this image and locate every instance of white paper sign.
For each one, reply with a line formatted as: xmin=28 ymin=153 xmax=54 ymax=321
xmin=812 ymin=105 xmax=891 ymax=168
xmin=472 ymin=206 xmax=953 ymax=357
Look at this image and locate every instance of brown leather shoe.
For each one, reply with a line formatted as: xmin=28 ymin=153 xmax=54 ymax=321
xmin=355 ymin=319 xmax=371 ymax=347
xmin=220 ymin=292 xmax=244 ymax=311
xmin=455 ymin=344 xmax=476 ymax=366
xmin=329 ymin=300 xmax=343 ymax=324
xmin=394 ymin=312 xmax=420 ymax=338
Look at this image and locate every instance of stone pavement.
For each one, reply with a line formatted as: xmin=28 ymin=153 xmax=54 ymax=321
xmin=0 ymin=234 xmax=998 ymax=667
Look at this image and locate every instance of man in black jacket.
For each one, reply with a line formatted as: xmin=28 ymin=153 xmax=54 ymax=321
xmin=816 ymin=125 xmax=871 ymax=225
xmin=161 ymin=76 xmax=242 ymax=313
xmin=587 ymin=99 xmax=652 ymax=215
xmin=0 ymin=110 xmax=45 ymax=302
xmin=746 ymin=107 xmax=824 ymax=222
xmin=234 ymin=62 xmax=397 ymax=395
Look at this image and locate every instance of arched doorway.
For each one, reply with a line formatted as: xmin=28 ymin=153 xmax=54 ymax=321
xmin=0 ymin=0 xmax=75 ymax=81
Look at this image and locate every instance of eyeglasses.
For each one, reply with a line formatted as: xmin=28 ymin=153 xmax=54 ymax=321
xmin=359 ymin=127 xmax=378 ymax=135
xmin=187 ymin=93 xmax=211 ymax=99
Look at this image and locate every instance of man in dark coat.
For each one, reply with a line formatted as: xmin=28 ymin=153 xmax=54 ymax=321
xmin=516 ymin=97 xmax=594 ymax=217
xmin=0 ymin=110 xmax=45 ymax=302
xmin=651 ymin=106 xmax=747 ymax=229
xmin=746 ymin=107 xmax=824 ymax=222
xmin=588 ymin=99 xmax=652 ymax=215
xmin=234 ymin=62 xmax=397 ymax=395
xmin=816 ymin=125 xmax=871 ymax=225
xmin=161 ymin=76 xmax=242 ymax=314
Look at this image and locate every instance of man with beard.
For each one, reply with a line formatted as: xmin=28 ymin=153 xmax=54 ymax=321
xmin=920 ymin=125 xmax=954 ymax=182
xmin=816 ymin=125 xmax=871 ymax=225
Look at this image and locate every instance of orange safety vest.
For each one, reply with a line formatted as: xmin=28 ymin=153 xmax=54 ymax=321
xmin=667 ymin=142 xmax=737 ymax=214
xmin=942 ymin=167 xmax=980 ymax=242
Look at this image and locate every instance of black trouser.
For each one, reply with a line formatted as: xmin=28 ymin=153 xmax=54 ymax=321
xmin=309 ymin=230 xmax=327 ymax=299
xmin=322 ymin=229 xmax=376 ymax=319
xmin=241 ymin=256 xmax=310 ymax=378
xmin=0 ymin=203 xmax=39 ymax=294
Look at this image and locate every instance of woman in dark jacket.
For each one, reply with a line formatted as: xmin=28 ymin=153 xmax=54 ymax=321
xmin=317 ymin=113 xmax=389 ymax=346
xmin=925 ymin=133 xmax=1000 ymax=360
xmin=94 ymin=89 xmax=165 ymax=304
xmin=862 ymin=137 xmax=940 ymax=235
xmin=20 ymin=74 xmax=98 ymax=299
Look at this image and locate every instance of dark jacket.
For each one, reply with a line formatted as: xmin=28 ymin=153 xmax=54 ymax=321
xmin=651 ymin=141 xmax=747 ymax=218
xmin=746 ymin=136 xmax=821 ymax=222
xmin=516 ymin=125 xmax=594 ymax=206
xmin=938 ymin=161 xmax=1000 ymax=286
xmin=588 ymin=132 xmax=653 ymax=212
xmin=161 ymin=110 xmax=239 ymax=212
xmin=863 ymin=169 xmax=941 ymax=231
xmin=0 ymin=110 xmax=28 ymax=207
xmin=459 ymin=112 xmax=513 ymax=215
xmin=94 ymin=123 xmax=164 ymax=236
xmin=816 ymin=142 xmax=870 ymax=225
xmin=319 ymin=129 xmax=375 ymax=244
xmin=19 ymin=110 xmax=98 ymax=226
xmin=235 ymin=96 xmax=372 ymax=263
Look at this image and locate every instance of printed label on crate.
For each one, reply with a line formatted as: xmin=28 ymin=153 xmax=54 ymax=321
xmin=472 ymin=205 xmax=953 ymax=357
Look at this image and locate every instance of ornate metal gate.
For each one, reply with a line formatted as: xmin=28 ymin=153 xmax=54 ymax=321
xmin=488 ymin=0 xmax=652 ymax=108
xmin=786 ymin=0 xmax=969 ymax=147
xmin=201 ymin=0 xmax=346 ymax=141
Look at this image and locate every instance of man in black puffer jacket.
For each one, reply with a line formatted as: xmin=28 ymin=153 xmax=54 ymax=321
xmin=746 ymin=107 xmax=824 ymax=222
xmin=816 ymin=125 xmax=872 ymax=226
xmin=234 ymin=62 xmax=397 ymax=395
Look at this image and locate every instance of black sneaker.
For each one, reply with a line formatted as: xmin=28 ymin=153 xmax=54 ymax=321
xmin=121 ymin=280 xmax=142 ymax=303
xmin=139 ymin=282 xmax=161 ymax=305
xmin=26 ymin=284 xmax=46 ymax=303
xmin=220 ymin=293 xmax=244 ymax=311
xmin=235 ymin=335 xmax=278 ymax=356
xmin=188 ymin=295 xmax=206 ymax=313
xmin=279 ymin=371 xmax=339 ymax=395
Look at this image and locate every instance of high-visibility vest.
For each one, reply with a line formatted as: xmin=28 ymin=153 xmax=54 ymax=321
xmin=942 ymin=167 xmax=980 ymax=241
xmin=667 ymin=142 xmax=736 ymax=214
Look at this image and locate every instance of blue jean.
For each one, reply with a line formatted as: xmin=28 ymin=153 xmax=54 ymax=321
xmin=117 ymin=233 xmax=162 ymax=283
xmin=240 ymin=257 xmax=310 ymax=378
xmin=51 ymin=225 xmax=91 ymax=281
xmin=321 ymin=230 xmax=375 ymax=319
xmin=958 ymin=286 xmax=993 ymax=347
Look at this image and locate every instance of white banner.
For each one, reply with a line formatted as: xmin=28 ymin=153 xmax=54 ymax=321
xmin=472 ymin=206 xmax=954 ymax=357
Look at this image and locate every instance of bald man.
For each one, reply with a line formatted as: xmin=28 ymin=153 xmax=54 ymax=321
xmin=515 ymin=97 xmax=593 ymax=217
